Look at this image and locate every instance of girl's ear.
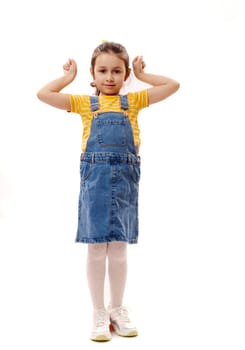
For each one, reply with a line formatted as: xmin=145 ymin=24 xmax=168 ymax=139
xmin=90 ymin=67 xmax=95 ymax=79
xmin=124 ymin=68 xmax=131 ymax=81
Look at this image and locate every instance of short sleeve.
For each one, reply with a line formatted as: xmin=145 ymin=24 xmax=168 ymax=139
xmin=69 ymin=95 xmax=91 ymax=115
xmin=127 ymin=90 xmax=149 ymax=111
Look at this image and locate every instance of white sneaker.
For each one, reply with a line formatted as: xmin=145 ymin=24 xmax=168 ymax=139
xmin=90 ymin=309 xmax=112 ymax=342
xmin=109 ymin=306 xmax=138 ymax=337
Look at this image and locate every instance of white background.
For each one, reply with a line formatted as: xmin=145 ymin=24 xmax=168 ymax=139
xmin=0 ymin=0 xmax=245 ymax=349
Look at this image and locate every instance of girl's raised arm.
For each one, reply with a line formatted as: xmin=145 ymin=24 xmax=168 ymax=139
xmin=37 ymin=58 xmax=77 ymax=110
xmin=132 ymin=56 xmax=179 ymax=105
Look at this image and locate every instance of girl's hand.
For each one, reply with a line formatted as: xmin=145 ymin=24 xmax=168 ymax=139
xmin=132 ymin=55 xmax=180 ymax=105
xmin=132 ymin=56 xmax=146 ymax=79
xmin=63 ymin=58 xmax=77 ymax=79
xmin=37 ymin=58 xmax=78 ymax=110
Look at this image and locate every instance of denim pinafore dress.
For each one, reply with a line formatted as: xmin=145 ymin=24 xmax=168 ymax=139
xmin=76 ymin=95 xmax=140 ymax=244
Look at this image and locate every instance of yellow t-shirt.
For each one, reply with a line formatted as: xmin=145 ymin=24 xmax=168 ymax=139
xmin=69 ymin=90 xmax=149 ymax=152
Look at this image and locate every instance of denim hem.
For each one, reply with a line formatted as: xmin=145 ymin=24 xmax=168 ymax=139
xmin=75 ymin=237 xmax=138 ymax=244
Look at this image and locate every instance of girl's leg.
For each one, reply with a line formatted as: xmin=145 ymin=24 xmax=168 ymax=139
xmin=87 ymin=243 xmax=107 ymax=310
xmin=107 ymin=242 xmax=138 ymax=337
xmin=87 ymin=243 xmax=111 ymax=341
xmin=107 ymin=242 xmax=127 ymax=308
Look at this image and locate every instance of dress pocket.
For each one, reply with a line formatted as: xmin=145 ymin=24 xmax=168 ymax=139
xmin=130 ymin=163 xmax=141 ymax=184
xmin=96 ymin=114 xmax=127 ymax=146
xmin=80 ymin=161 xmax=93 ymax=182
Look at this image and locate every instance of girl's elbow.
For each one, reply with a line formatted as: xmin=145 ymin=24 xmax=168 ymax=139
xmin=37 ymin=90 xmax=49 ymax=103
xmin=37 ymin=90 xmax=44 ymax=101
xmin=173 ymin=81 xmax=180 ymax=92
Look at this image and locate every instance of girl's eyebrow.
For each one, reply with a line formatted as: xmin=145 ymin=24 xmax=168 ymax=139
xmin=97 ymin=66 xmax=123 ymax=69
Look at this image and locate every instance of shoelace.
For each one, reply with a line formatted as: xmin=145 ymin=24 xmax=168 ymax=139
xmin=94 ymin=310 xmax=108 ymax=328
xmin=113 ymin=307 xmax=130 ymax=323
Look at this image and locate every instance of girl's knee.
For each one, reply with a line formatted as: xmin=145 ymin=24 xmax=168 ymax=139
xmin=107 ymin=242 xmax=127 ymax=261
xmin=87 ymin=243 xmax=107 ymax=260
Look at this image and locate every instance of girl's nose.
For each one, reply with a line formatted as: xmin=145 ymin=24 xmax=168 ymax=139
xmin=106 ymin=72 xmax=113 ymax=81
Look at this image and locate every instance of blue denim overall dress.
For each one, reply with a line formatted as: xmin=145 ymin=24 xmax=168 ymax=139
xmin=76 ymin=95 xmax=140 ymax=244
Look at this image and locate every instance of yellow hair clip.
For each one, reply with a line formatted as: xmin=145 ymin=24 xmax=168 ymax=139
xmin=101 ymin=40 xmax=108 ymax=43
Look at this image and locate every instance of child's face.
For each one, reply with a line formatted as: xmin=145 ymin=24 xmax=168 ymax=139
xmin=91 ymin=53 xmax=128 ymax=95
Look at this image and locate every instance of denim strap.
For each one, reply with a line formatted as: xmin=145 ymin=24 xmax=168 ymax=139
xmin=120 ymin=95 xmax=129 ymax=110
xmin=90 ymin=95 xmax=128 ymax=111
xmin=90 ymin=96 xmax=99 ymax=112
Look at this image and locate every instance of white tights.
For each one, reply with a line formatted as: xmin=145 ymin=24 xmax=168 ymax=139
xmin=86 ymin=242 xmax=127 ymax=310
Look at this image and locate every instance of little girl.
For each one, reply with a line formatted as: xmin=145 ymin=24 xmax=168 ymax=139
xmin=37 ymin=41 xmax=179 ymax=342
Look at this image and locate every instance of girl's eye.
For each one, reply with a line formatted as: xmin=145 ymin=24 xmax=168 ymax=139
xmin=99 ymin=69 xmax=106 ymax=73
xmin=115 ymin=70 xmax=121 ymax=74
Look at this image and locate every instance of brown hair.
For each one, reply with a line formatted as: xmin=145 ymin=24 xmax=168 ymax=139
xmin=90 ymin=41 xmax=130 ymax=95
